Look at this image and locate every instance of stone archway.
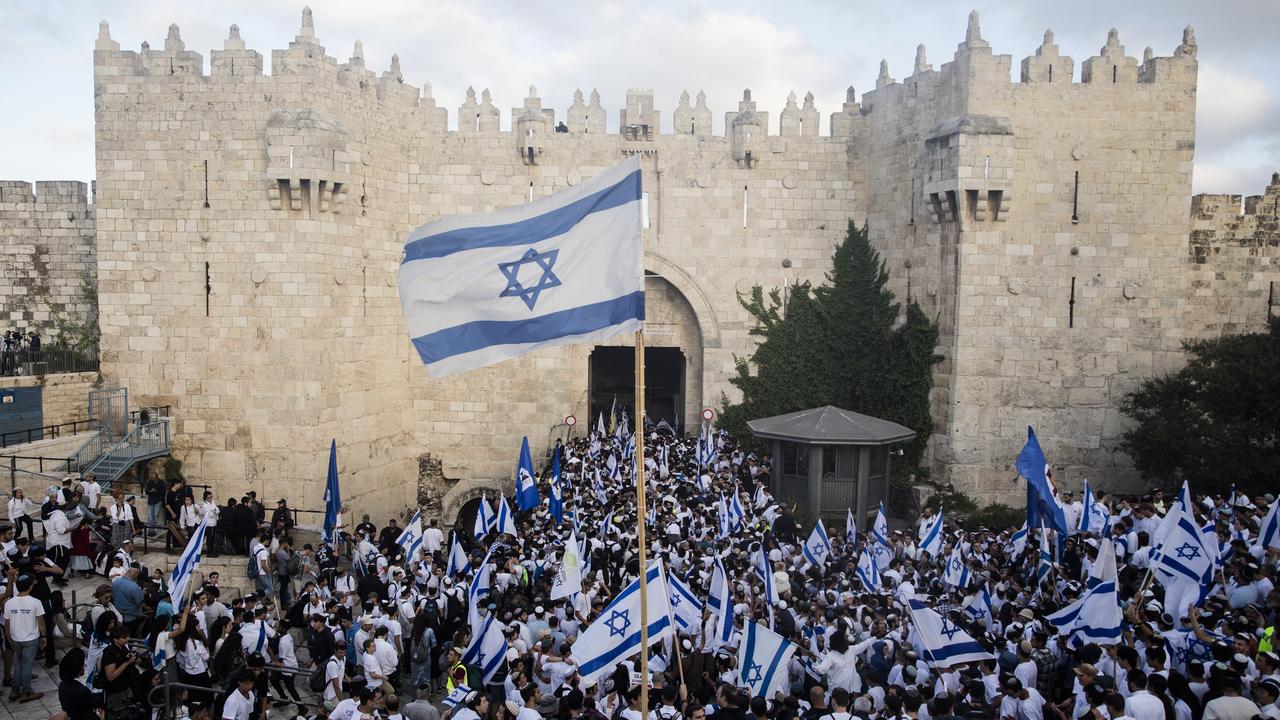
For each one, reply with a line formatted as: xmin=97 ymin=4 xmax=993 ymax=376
xmin=644 ymin=251 xmax=721 ymax=349
xmin=439 ymin=478 xmax=507 ymax=524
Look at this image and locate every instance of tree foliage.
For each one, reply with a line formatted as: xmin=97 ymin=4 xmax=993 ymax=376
xmin=720 ymin=221 xmax=941 ymax=473
xmin=1121 ymin=318 xmax=1280 ymax=495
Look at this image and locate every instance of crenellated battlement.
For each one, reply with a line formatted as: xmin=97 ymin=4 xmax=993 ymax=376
xmin=1191 ymin=173 xmax=1280 ymax=247
xmin=92 ymin=8 xmax=1198 ymax=143
xmin=0 ymin=181 xmax=91 ymax=206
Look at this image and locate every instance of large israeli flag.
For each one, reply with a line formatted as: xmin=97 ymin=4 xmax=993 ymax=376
xmin=856 ymin=549 xmax=881 ymax=591
xmin=965 ymin=586 xmax=994 ymax=626
xmin=399 ymin=158 xmax=645 ymax=377
xmin=1153 ymin=502 xmax=1215 ymax=619
xmin=708 ymin=558 xmax=735 ymax=649
xmin=395 ymin=510 xmax=424 ymax=560
xmin=736 ymin=621 xmax=796 ymax=698
xmin=461 ymin=614 xmax=510 ymax=684
xmin=169 ymin=517 xmax=208 ymax=611
xmin=1078 ymin=479 xmax=1110 ymax=535
xmin=906 ymin=598 xmax=994 ymax=669
xmin=943 ymin=544 xmax=970 ymax=589
xmin=574 ymin=562 xmax=673 ymax=685
xmin=1046 ymin=534 xmax=1121 ymax=648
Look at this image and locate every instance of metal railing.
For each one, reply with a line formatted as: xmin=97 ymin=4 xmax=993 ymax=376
xmin=85 ymin=419 xmax=171 ymax=487
xmin=0 ymin=346 xmax=99 ymax=377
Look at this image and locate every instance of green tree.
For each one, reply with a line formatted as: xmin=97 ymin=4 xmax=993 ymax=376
xmin=1120 ymin=318 xmax=1280 ymax=495
xmin=720 ymin=221 xmax=941 ymax=473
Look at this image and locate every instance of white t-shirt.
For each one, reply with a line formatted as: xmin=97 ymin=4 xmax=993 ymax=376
xmin=361 ymin=652 xmax=383 ymax=688
xmin=221 ymin=689 xmax=255 ymax=720
xmin=323 ymin=657 xmax=344 ymax=700
xmin=3 ymin=595 xmax=45 ymax=642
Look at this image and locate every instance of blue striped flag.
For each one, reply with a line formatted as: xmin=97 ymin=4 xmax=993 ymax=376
xmin=906 ymin=598 xmax=994 ymax=668
xmin=473 ymin=494 xmax=495 ymax=541
xmin=666 ymin=573 xmax=704 ymax=632
xmin=802 ymin=520 xmax=833 ymax=567
xmin=461 ymin=614 xmax=509 ymax=684
xmin=919 ymin=510 xmax=945 ymax=557
xmin=445 ymin=533 xmax=471 ymax=578
xmin=573 ymin=562 xmax=673 ymax=684
xmin=398 ymin=158 xmax=645 ymax=377
xmin=169 ymin=517 xmax=208 ymax=611
xmin=395 ymin=510 xmax=424 ymax=560
xmin=736 ymin=621 xmax=796 ymax=698
xmin=495 ymin=495 xmax=518 ymax=538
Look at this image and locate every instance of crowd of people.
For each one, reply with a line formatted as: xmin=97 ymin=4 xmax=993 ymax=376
xmin=2 ymin=422 xmax=1277 ymax=720
xmin=0 ymin=329 xmax=40 ymax=376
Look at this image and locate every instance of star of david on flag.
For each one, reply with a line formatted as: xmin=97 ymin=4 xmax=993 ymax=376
xmin=905 ymin=598 xmax=993 ymax=669
xmin=735 ymin=621 xmax=797 ymax=698
xmin=572 ymin=561 xmax=673 ymax=685
xmin=398 ymin=158 xmax=645 ymax=378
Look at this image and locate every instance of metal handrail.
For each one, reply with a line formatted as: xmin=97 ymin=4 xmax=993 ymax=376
xmin=71 ymin=427 xmax=108 ymax=472
xmin=83 ymin=419 xmax=171 ymax=483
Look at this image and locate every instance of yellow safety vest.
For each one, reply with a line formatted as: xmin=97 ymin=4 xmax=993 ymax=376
xmin=447 ymin=661 xmax=467 ymax=691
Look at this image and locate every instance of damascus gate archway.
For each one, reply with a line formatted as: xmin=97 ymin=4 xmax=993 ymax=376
xmin=589 ymin=266 xmax=709 ymax=436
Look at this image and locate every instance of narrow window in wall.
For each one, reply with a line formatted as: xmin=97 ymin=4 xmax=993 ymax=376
xmin=1048 ymin=65 xmax=1053 ymax=82
xmin=1071 ymin=170 xmax=1080 ymax=224
xmin=984 ymin=156 xmax=990 ymax=180
xmin=204 ymin=262 xmax=211 ymax=317
xmin=1112 ymin=65 xmax=1118 ymax=83
xmin=288 ymin=146 xmax=294 ymax=169
xmin=1068 ymin=276 xmax=1077 ymax=328
xmin=203 ymin=160 xmax=210 ymax=208
xmin=798 ymin=118 xmax=804 ymax=135
xmin=1269 ymin=280 xmax=1276 ymax=319
xmin=742 ymin=185 xmax=749 ymax=228
xmin=529 ymin=181 xmax=534 ymax=202
xmin=641 ymin=192 xmax=650 ymax=230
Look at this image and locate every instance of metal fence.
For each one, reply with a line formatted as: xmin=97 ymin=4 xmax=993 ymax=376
xmin=1 ymin=346 xmax=99 ymax=377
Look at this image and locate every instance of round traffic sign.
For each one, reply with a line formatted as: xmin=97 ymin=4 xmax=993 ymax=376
xmin=565 ymin=415 xmax=577 ymax=426
xmin=702 ymin=408 xmax=715 ymax=421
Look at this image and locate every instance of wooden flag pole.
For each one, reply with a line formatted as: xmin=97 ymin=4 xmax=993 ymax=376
xmin=634 ymin=329 xmax=650 ymax=715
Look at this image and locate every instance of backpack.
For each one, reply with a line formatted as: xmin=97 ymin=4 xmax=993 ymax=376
xmin=286 ymin=552 xmax=302 ymax=577
xmin=247 ymin=551 xmax=260 ymax=579
xmin=309 ymin=658 xmax=332 ymax=693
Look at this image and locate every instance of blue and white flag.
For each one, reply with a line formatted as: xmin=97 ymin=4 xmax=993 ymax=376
xmin=1046 ymin=534 xmax=1121 ymax=647
xmin=443 ymin=685 xmax=472 ymax=709
xmin=606 ymin=452 xmax=620 ymax=482
xmin=495 ymin=495 xmax=518 ymax=538
xmin=667 ymin=572 xmax=704 ymax=632
xmin=461 ymin=614 xmax=510 ymax=684
xmin=919 ymin=511 xmax=944 ymax=557
xmin=708 ymin=558 xmax=735 ymax=649
xmin=965 ymin=587 xmax=994 ymax=626
xmin=736 ymin=621 xmax=797 ymax=698
xmin=169 ymin=517 xmax=208 ymax=611
xmin=871 ymin=503 xmax=893 ymax=568
xmin=595 ymin=412 xmax=606 ymax=438
xmin=549 ymin=449 xmax=564 ymax=524
xmin=446 ymin=533 xmax=471 ymax=578
xmin=574 ymin=561 xmax=673 ymax=684
xmin=1018 ymin=427 xmax=1069 ymax=538
xmin=728 ymin=488 xmax=747 ymax=532
xmin=717 ymin=496 xmax=732 ymax=539
xmin=1008 ymin=521 xmax=1029 ymax=557
xmin=906 ymin=598 xmax=994 ymax=669
xmin=399 ymin=157 xmax=645 ymax=377
xmin=755 ymin=544 xmax=779 ymax=606
xmin=467 ymin=546 xmax=496 ymax=628
xmin=1153 ymin=502 xmax=1215 ymax=619
xmin=516 ymin=436 xmax=540 ymax=511
xmin=1079 ymin=479 xmax=1110 ymax=535
xmin=395 ymin=510 xmax=425 ymax=560
xmin=474 ymin=494 xmax=496 ymax=541
xmin=1152 ymin=481 xmax=1193 ymax=565
xmin=1257 ymin=500 xmax=1280 ymax=553
xmin=943 ymin=544 xmax=970 ymax=589
xmin=599 ymin=510 xmax=615 ymax=539
xmin=856 ymin=550 xmax=881 ymax=592
xmin=802 ymin=520 xmax=834 ymax=567
xmin=550 ymin=529 xmax=583 ymax=601
xmin=592 ymin=469 xmax=608 ymax=504
xmin=1035 ymin=524 xmax=1054 ymax=586
xmin=322 ymin=439 xmax=341 ymax=546
xmin=846 ymin=508 xmax=857 ymax=545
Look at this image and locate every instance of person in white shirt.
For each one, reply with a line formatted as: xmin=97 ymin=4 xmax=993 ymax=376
xmin=1125 ymin=670 xmax=1168 ymax=720
xmin=4 ymin=575 xmax=47 ymax=702
xmin=361 ymin=638 xmax=386 ymax=689
xmin=221 ymin=671 xmax=257 ymax=720
xmin=179 ymin=496 xmax=202 ymax=541
xmin=7 ymin=488 xmax=36 ymax=542
xmin=80 ymin=475 xmax=103 ymax=513
xmin=422 ymin=519 xmax=445 ymax=555
xmin=44 ymin=501 xmax=73 ymax=585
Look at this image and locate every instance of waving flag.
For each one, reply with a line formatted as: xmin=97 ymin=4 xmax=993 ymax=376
xmin=802 ymin=520 xmax=834 ymax=567
xmin=446 ymin=534 xmax=471 ymax=578
xmin=495 ymin=495 xmax=518 ymax=538
xmin=1153 ymin=502 xmax=1216 ymax=619
xmin=461 ymin=614 xmax=510 ymax=684
xmin=728 ymin=488 xmax=747 ymax=532
xmin=598 ymin=510 xmax=615 ymax=539
xmin=515 ymin=436 xmax=540 ymax=511
xmin=1008 ymin=521 xmax=1029 ymax=557
xmin=574 ymin=562 xmax=673 ymax=684
xmin=846 ymin=508 xmax=857 ymax=545
xmin=169 ymin=517 xmax=208 ymax=611
xmin=549 ymin=449 xmax=564 ymax=524
xmin=1152 ymin=482 xmax=1194 ymax=565
xmin=473 ymin=494 xmax=496 ymax=541
xmin=1035 ymin=524 xmax=1054 ymax=586
xmin=467 ymin=546 xmax=496 ymax=628
xmin=1258 ymin=500 xmax=1280 ymax=552
xmin=1018 ymin=427 xmax=1069 ymax=538
xmin=667 ymin=572 xmax=704 ymax=632
xmin=919 ymin=511 xmax=944 ymax=557
xmin=395 ymin=510 xmax=425 ymax=560
xmin=906 ymin=598 xmax=994 ymax=668
xmin=596 ymin=412 xmax=606 ymax=437
xmin=871 ymin=503 xmax=893 ymax=567
xmin=943 ymin=544 xmax=970 ymax=589
xmin=965 ymin=587 xmax=994 ymax=626
xmin=1047 ymin=533 xmax=1121 ymax=647
xmin=399 ymin=157 xmax=644 ymax=377
xmin=592 ymin=469 xmax=608 ymax=504
xmin=322 ymin=439 xmax=341 ymax=546
xmin=550 ymin=529 xmax=583 ymax=601
xmin=755 ymin=544 xmax=779 ymax=606
xmin=856 ymin=550 xmax=881 ymax=591
xmin=717 ymin=496 xmax=733 ymax=539
xmin=606 ymin=452 xmax=620 ymax=482
xmin=1079 ymin=479 xmax=1110 ymax=535
xmin=736 ymin=621 xmax=797 ymax=698
xmin=708 ymin=558 xmax=735 ymax=649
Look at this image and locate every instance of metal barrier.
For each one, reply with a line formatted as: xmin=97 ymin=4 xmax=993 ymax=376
xmin=1 ymin=346 xmax=99 ymax=378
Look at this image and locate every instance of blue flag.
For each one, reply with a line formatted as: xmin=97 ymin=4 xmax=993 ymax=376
xmin=515 ymin=436 xmax=540 ymax=511
xmin=322 ymin=439 xmax=341 ymax=546
xmin=1017 ymin=427 xmax=1068 ymax=538
xmin=549 ymin=449 xmax=564 ymax=524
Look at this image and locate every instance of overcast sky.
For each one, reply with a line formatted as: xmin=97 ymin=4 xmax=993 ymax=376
xmin=1 ymin=0 xmax=1276 ymax=195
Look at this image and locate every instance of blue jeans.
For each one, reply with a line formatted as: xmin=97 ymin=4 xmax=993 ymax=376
xmin=12 ymin=638 xmax=37 ymax=694
xmin=148 ymin=502 xmax=163 ymax=528
xmin=255 ymin=573 xmax=273 ymax=600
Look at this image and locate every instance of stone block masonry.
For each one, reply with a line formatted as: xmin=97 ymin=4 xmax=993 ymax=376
xmin=0 ymin=8 xmax=1264 ymax=521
